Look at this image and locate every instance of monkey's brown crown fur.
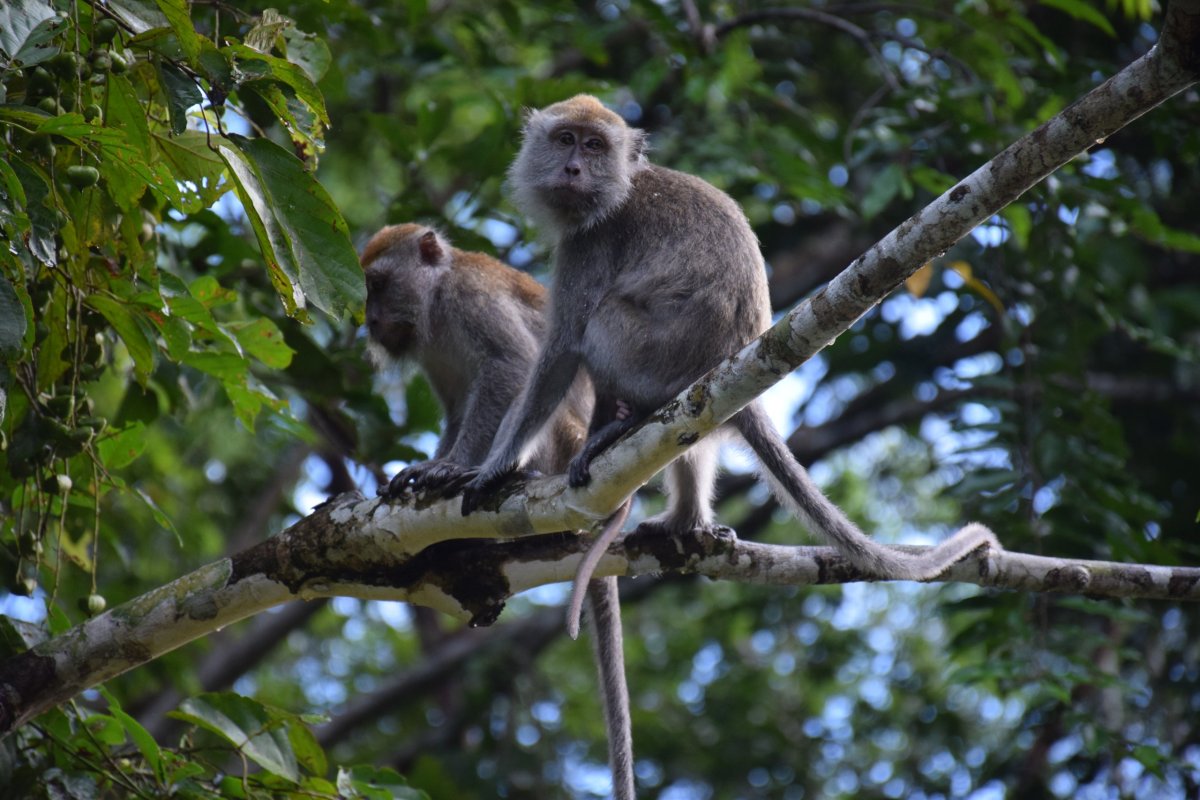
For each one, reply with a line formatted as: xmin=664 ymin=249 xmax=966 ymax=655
xmin=537 ymin=94 xmax=626 ymax=128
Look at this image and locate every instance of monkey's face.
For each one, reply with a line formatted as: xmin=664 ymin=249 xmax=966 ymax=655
xmin=511 ymin=111 xmax=644 ymax=230
xmin=364 ymin=260 xmax=421 ymax=357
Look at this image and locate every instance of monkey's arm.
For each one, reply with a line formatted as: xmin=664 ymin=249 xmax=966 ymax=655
xmin=568 ymin=400 xmax=641 ymax=488
xmin=460 ymin=346 xmax=582 ymax=515
xmin=391 ymin=357 xmax=533 ymax=497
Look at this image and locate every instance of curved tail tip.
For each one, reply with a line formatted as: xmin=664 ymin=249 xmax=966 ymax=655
xmin=566 ymin=610 xmax=582 ymax=641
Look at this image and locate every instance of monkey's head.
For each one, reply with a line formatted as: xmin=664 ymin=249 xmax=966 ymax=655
xmin=509 ymin=94 xmax=648 ymax=233
xmin=361 ymin=224 xmax=450 ymax=360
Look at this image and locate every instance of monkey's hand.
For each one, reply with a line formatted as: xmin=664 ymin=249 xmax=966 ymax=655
xmin=460 ymin=464 xmax=541 ymax=516
xmin=567 ymin=450 xmax=595 ymax=488
xmin=384 ymin=460 xmax=477 ymax=498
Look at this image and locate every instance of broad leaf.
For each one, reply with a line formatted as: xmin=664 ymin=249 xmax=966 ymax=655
xmin=0 ymin=0 xmax=61 ymax=67
xmin=171 ymin=694 xmax=305 ymax=783
xmin=217 ymin=134 xmax=362 ymax=319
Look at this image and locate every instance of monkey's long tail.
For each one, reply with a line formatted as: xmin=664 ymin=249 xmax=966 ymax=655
xmin=734 ymin=402 xmax=996 ymax=581
xmin=586 ymin=577 xmax=636 ymax=800
xmin=566 ymin=498 xmax=632 ymax=639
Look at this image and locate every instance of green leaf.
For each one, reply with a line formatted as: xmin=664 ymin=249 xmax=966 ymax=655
xmin=337 ymin=765 xmax=430 ymax=800
xmin=1040 ymin=0 xmax=1116 ymax=37
xmin=404 ymin=373 xmax=441 ymax=434
xmin=0 ymin=273 xmax=26 ymax=361
xmin=170 ymin=694 xmax=304 ymax=783
xmin=0 ymin=0 xmax=61 ymax=68
xmin=861 ymin=163 xmax=908 ymax=220
xmin=153 ymin=132 xmax=228 ymax=212
xmin=282 ymin=26 xmax=332 ymax=83
xmin=153 ymin=0 xmax=201 ymax=62
xmin=97 ymin=422 xmax=147 ymax=469
xmin=35 ymin=289 xmax=69 ymax=390
xmin=223 ymin=381 xmax=265 ymax=430
xmin=106 ymin=0 xmax=169 ymax=35
xmin=217 ymin=134 xmax=363 ymax=319
xmin=157 ymin=62 xmax=204 ymax=135
xmin=223 ymin=43 xmax=329 ymax=127
xmin=189 ymin=275 xmax=237 ymax=309
xmin=103 ymin=75 xmax=153 ymax=158
xmin=1003 ymin=203 xmax=1032 ymax=251
xmin=228 ymin=319 xmax=294 ymax=369
xmin=86 ymin=295 xmax=155 ymax=382
xmin=180 ymin=351 xmax=247 ymax=382
xmin=98 ymin=686 xmax=165 ymax=784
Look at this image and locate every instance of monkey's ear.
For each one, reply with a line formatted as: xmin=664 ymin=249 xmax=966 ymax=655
xmin=628 ymin=128 xmax=649 ymax=161
xmin=418 ymin=230 xmax=444 ymax=265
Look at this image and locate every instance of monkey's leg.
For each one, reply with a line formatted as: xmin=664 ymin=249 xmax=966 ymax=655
xmin=635 ymin=439 xmax=719 ymax=533
xmin=585 ymin=577 xmax=635 ymax=800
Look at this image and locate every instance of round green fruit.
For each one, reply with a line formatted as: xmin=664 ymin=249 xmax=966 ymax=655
xmin=84 ymin=103 xmax=103 ymax=122
xmin=66 ymin=165 xmax=100 ymax=189
xmin=94 ymin=18 xmax=119 ymax=44
xmin=87 ymin=593 xmax=107 ymax=615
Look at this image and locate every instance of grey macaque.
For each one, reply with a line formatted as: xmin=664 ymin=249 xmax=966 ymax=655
xmin=458 ymin=95 xmax=999 ymax=595
xmin=362 ymin=223 xmax=635 ymax=799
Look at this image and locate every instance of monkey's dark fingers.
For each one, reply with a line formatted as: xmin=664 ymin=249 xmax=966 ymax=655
xmin=460 ymin=465 xmax=519 ymax=516
xmin=410 ymin=462 xmax=473 ymax=492
xmin=382 ymin=470 xmax=417 ymax=499
xmin=437 ymin=467 xmax=481 ymax=499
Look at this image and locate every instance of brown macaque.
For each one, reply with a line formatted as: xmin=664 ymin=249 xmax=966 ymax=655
xmin=457 ymin=95 xmax=999 ymax=597
xmin=362 ymin=223 xmax=635 ymax=800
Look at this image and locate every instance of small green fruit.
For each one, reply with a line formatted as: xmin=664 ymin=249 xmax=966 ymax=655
xmin=50 ymin=52 xmax=76 ymax=78
xmin=90 ymin=51 xmax=111 ymax=73
xmin=66 ymin=165 xmax=100 ymax=189
xmin=37 ymin=96 xmax=60 ymax=114
xmin=84 ymin=103 xmax=103 ymax=122
xmin=87 ymin=593 xmax=107 ymax=615
xmin=109 ymin=52 xmax=128 ymax=74
xmin=94 ymin=18 xmax=118 ymax=44
xmin=29 ymin=66 xmax=54 ymax=90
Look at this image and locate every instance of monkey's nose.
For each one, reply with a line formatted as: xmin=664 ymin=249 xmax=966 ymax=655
xmin=564 ymin=161 xmax=582 ymax=177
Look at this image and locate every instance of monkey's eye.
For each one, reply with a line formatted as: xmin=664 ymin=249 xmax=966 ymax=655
xmin=583 ymin=137 xmax=606 ymax=152
xmin=556 ymin=131 xmax=575 ymax=146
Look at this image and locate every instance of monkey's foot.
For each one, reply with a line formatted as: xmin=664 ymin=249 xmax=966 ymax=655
xmin=460 ymin=465 xmax=541 ymax=516
xmin=632 ymin=520 xmax=738 ymax=557
xmin=384 ymin=460 xmax=478 ymax=499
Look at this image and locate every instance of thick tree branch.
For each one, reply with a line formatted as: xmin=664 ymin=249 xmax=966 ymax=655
xmin=2 ymin=490 xmax=1198 ymax=735
xmin=1 ymin=0 xmax=1197 ymax=740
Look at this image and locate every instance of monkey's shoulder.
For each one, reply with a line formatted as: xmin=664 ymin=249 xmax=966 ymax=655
xmin=450 ymin=249 xmax=547 ymax=312
xmin=628 ymin=164 xmax=746 ymax=221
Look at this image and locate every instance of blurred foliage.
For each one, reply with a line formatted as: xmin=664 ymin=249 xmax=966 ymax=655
xmin=1 ymin=0 xmax=1199 ymax=798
